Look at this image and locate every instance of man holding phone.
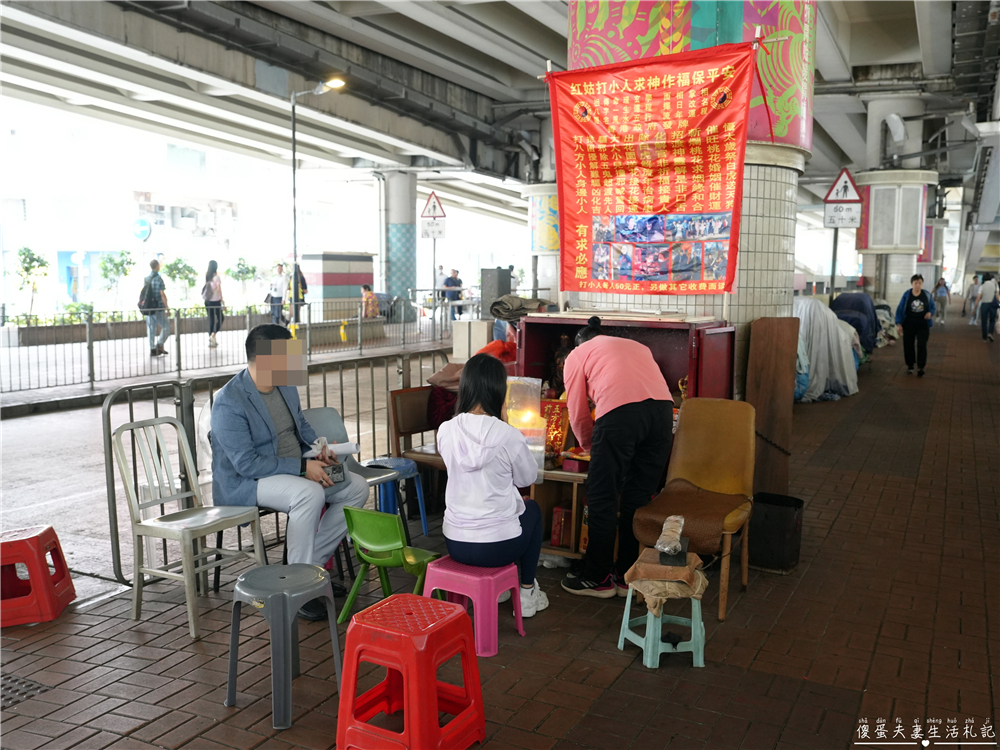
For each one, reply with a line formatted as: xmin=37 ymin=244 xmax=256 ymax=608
xmin=211 ymin=324 xmax=368 ymax=619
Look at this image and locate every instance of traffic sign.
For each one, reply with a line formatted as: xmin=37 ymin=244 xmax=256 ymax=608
xmin=420 ymin=191 xmax=446 ymax=219
xmin=421 ymin=219 xmax=445 ymax=239
xmin=133 ymin=218 xmax=152 ymax=241
xmin=823 ymin=169 xmax=861 ymax=203
xmin=823 ymin=169 xmax=862 ymax=228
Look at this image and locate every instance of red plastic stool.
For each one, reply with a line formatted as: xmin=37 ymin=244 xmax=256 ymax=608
xmin=1 ymin=526 xmax=76 ymax=628
xmin=337 ymin=593 xmax=485 ymax=750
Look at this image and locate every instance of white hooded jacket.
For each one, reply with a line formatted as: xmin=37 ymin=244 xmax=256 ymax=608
xmin=438 ymin=413 xmax=538 ymax=543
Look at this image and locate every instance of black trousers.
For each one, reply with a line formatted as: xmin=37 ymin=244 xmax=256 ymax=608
xmin=206 ymin=301 xmax=223 ymax=335
xmin=902 ymin=323 xmax=929 ymax=369
xmin=583 ymin=399 xmax=673 ymax=582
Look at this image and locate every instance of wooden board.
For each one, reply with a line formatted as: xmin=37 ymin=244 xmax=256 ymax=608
xmin=745 ymin=318 xmax=799 ymax=496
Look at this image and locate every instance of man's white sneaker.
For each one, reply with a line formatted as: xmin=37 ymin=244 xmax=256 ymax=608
xmin=519 ymin=580 xmax=549 ymax=618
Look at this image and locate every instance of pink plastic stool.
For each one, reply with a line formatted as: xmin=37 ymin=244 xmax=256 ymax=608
xmin=421 ymin=556 xmax=524 ymax=657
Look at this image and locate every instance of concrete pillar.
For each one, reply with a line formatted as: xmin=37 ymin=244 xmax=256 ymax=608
xmin=865 ymin=98 xmax=925 ymax=170
xmin=384 ymin=172 xmax=416 ymax=300
xmin=522 ymin=183 xmax=560 ymax=300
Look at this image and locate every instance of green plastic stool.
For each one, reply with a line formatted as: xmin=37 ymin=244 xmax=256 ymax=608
xmin=337 ymin=507 xmax=440 ymax=625
xmin=617 ymin=585 xmax=705 ymax=668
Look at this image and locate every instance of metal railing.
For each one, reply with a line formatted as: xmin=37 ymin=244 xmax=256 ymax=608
xmin=1 ymin=298 xmax=451 ymax=393
xmin=100 ymin=348 xmax=450 ymax=585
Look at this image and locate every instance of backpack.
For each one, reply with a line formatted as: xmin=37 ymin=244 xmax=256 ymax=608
xmin=138 ymin=279 xmax=154 ymax=315
xmin=201 ymin=281 xmax=213 ymax=302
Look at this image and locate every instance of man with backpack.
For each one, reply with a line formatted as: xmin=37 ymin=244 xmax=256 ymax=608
xmin=141 ymin=259 xmax=170 ymax=357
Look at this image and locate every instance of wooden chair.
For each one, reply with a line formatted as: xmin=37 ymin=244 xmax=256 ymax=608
xmin=387 ymin=386 xmax=446 ymax=471
xmin=633 ymin=398 xmax=755 ymax=622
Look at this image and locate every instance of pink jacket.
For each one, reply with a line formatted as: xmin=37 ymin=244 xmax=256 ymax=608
xmin=563 ymin=336 xmax=672 ymax=450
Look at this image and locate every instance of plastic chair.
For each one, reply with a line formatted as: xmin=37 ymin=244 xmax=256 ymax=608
xmin=337 ymin=507 xmax=440 ymax=625
xmin=422 ymin=556 xmax=524 ymax=658
xmin=337 ymin=593 xmax=485 ymax=750
xmin=361 ymin=456 xmax=430 ymax=539
xmin=224 ymin=564 xmax=342 ymax=729
xmin=618 ymin=584 xmax=705 ymax=668
xmin=112 ymin=417 xmax=266 ymax=639
xmin=1 ymin=526 xmax=76 ymax=628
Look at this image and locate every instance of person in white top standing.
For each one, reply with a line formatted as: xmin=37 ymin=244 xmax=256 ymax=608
xmin=966 ymin=274 xmax=981 ymax=326
xmin=437 ymin=353 xmax=549 ymax=617
xmin=270 ymin=263 xmax=288 ymax=326
xmin=974 ymin=273 xmax=999 ymax=342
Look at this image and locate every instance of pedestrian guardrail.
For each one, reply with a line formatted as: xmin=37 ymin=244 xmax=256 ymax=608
xmin=1 ymin=298 xmax=450 ymax=393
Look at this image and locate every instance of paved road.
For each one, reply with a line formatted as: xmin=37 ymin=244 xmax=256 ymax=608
xmin=0 ymin=355 xmax=445 ymax=601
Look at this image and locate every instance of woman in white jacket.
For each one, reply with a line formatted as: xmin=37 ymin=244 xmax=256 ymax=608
xmin=437 ymin=354 xmax=549 ymax=617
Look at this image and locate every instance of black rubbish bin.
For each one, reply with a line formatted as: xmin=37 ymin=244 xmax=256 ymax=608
xmin=749 ymin=493 xmax=803 ymax=573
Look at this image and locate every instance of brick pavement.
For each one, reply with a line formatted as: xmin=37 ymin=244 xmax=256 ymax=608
xmin=2 ymin=312 xmax=997 ymax=750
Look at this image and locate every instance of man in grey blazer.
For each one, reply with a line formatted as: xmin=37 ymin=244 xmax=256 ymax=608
xmin=211 ymin=324 xmax=368 ymax=618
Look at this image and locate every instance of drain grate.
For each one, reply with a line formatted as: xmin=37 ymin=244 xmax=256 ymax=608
xmin=1 ymin=675 xmax=51 ymax=709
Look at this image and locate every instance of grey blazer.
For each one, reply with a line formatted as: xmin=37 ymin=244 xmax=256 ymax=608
xmin=210 ymin=369 xmax=318 ymax=507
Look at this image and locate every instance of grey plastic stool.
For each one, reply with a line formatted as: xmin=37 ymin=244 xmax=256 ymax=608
xmin=224 ymin=564 xmax=342 ymax=729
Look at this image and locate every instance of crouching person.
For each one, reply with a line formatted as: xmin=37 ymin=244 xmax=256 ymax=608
xmin=211 ymin=324 xmax=369 ymax=619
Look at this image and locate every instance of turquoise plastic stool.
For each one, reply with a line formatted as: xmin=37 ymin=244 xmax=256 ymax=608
xmin=617 ymin=584 xmax=705 ymax=668
xmin=362 ymin=457 xmax=430 ymax=538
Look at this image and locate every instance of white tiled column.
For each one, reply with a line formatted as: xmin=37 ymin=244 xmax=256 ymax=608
xmin=579 ymin=144 xmax=803 ymax=398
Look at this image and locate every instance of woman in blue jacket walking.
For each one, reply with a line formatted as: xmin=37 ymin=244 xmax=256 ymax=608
xmin=895 ymin=274 xmax=935 ymax=377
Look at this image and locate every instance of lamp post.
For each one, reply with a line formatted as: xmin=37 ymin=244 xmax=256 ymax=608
xmin=290 ymin=78 xmax=344 ymax=324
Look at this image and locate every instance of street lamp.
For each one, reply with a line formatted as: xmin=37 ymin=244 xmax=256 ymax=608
xmin=290 ymin=78 xmax=345 ymax=324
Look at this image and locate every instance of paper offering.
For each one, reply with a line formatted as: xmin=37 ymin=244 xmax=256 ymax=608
xmin=303 ymin=436 xmax=361 ymax=458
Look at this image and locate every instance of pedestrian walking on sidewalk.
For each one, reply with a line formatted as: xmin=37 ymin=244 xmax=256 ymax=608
xmin=895 ymin=274 xmax=935 ymax=377
xmin=965 ymin=274 xmax=981 ymax=325
xmin=204 ymin=260 xmax=224 ymax=348
xmin=932 ymin=278 xmax=951 ymax=324
xmin=269 ymin=264 xmax=288 ymax=326
xmin=143 ymin=259 xmax=170 ymax=357
xmin=974 ymin=273 xmax=999 ymax=343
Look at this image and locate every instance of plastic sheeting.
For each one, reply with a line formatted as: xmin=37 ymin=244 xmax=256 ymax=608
xmin=793 ymin=297 xmax=859 ymax=403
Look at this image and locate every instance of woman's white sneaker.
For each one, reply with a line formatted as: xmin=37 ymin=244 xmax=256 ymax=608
xmin=519 ymin=580 xmax=549 ymax=618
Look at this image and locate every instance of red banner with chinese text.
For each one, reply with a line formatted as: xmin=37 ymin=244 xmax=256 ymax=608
xmin=549 ymin=43 xmax=755 ymax=295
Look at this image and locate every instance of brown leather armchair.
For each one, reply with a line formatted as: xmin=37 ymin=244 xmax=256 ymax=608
xmin=633 ymin=398 xmax=755 ymax=621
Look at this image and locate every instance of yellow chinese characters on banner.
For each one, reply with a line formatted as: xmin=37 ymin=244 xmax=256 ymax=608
xmin=548 ymin=43 xmax=755 ymax=295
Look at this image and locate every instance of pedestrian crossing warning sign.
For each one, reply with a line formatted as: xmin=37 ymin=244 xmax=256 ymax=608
xmin=420 ymin=191 xmax=446 ymax=219
xmin=824 ymin=169 xmax=861 ymax=203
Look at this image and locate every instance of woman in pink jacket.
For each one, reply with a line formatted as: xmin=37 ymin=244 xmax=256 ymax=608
xmin=561 ymin=317 xmax=674 ymax=598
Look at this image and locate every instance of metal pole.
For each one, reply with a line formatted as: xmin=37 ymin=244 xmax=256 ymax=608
xmin=431 ymin=238 xmax=437 ymax=343
xmin=86 ymin=311 xmax=95 ymax=390
xmin=305 ymin=302 xmax=312 ymax=359
xmin=358 ymin=302 xmax=363 ymax=354
xmin=829 ymin=227 xmax=839 ymax=301
xmin=174 ymin=308 xmax=182 ymax=377
xmin=291 ymin=94 xmax=301 ymax=325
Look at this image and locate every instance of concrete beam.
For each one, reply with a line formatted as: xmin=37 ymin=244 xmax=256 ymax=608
xmin=250 ymin=0 xmax=527 ymax=102
xmin=815 ymin=3 xmax=852 ymax=82
xmin=913 ymin=1 xmax=952 ymax=77
xmin=508 ymin=1 xmax=568 ymax=38
xmin=813 ymin=94 xmax=868 ymax=167
xmin=372 ymin=1 xmax=555 ymax=78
